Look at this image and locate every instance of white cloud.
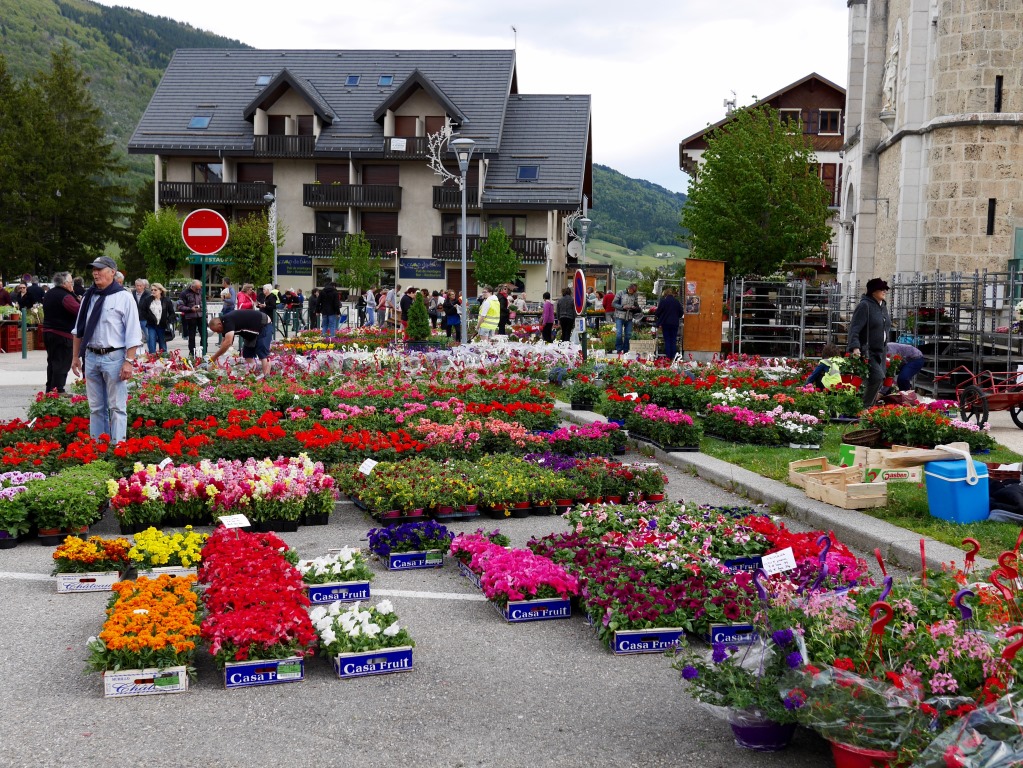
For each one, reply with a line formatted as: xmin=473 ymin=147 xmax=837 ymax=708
xmin=96 ymin=0 xmax=848 ymax=193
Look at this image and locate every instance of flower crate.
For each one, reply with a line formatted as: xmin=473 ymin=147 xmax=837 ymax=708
xmin=306 ymin=580 xmax=371 ymax=605
xmin=56 ymin=570 xmax=122 ymax=593
xmin=136 ymin=566 xmax=198 ymax=580
xmin=330 ymin=646 xmax=414 ymax=679
xmin=706 ymin=623 xmax=758 ymax=645
xmin=224 ymin=656 xmax=305 ymax=689
xmin=387 ymin=550 xmax=443 ymax=570
xmin=457 ymin=559 xmax=483 ymax=590
xmin=102 ymin=665 xmax=189 ymax=698
xmin=609 ymin=628 xmax=686 ymax=655
xmin=493 ymin=597 xmax=572 ymax=623
xmin=787 ymin=457 xmax=836 ymax=489
xmin=803 ymin=467 xmax=888 ymax=510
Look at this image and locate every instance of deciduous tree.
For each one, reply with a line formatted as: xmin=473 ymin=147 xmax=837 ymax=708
xmin=471 ymin=225 xmax=521 ymax=289
xmin=135 ymin=207 xmax=189 ymax=284
xmin=332 ymin=232 xmax=379 ymax=292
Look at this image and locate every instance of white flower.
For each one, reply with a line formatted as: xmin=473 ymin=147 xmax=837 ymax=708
xmin=309 ymin=606 xmax=328 ymax=623
xmin=383 ymin=624 xmax=400 ymax=637
xmin=363 ymin=622 xmax=381 ymax=638
xmin=375 ymin=599 xmax=394 ymax=615
xmin=320 ymin=627 xmax=336 ymax=645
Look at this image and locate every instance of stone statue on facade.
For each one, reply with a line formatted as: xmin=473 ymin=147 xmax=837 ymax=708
xmin=881 ymin=27 xmax=900 ymax=114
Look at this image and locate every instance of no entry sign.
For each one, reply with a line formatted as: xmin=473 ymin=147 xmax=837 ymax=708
xmin=181 ymin=209 xmax=229 ymax=255
xmin=573 ymin=269 xmax=586 ymax=316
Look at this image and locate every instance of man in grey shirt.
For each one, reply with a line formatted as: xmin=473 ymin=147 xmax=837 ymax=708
xmin=70 ymin=256 xmax=143 ymax=444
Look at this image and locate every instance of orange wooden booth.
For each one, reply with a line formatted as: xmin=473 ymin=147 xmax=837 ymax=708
xmin=681 ymin=259 xmax=725 ymax=359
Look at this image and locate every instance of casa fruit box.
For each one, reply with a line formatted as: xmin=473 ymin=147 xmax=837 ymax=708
xmin=457 ymin=559 xmax=483 ymax=590
xmin=306 ymin=580 xmax=371 ymax=604
xmin=387 ymin=550 xmax=443 ymax=571
xmin=331 ymin=646 xmax=414 ymax=679
xmin=224 ymin=656 xmax=305 ymax=689
xmin=494 ymin=597 xmax=572 ymax=623
xmin=56 ymin=571 xmax=121 ymax=594
xmin=610 ymin=628 xmax=686 ymax=655
xmin=706 ymin=623 xmax=758 ymax=645
xmin=103 ymin=666 xmax=188 ymax=698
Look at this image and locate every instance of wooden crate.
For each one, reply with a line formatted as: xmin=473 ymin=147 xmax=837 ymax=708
xmin=804 ymin=467 xmax=887 ymax=509
xmin=788 ymin=457 xmax=834 ymax=488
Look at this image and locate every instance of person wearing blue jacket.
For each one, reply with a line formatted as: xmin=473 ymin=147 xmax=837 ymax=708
xmin=654 ymin=286 xmax=683 ymax=360
xmin=847 ymin=278 xmax=892 ymax=407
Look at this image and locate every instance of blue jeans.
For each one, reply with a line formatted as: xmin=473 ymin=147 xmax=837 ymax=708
xmin=366 ymin=306 xmax=376 ymax=326
xmin=321 ymin=314 xmax=339 ymax=336
xmin=615 ymin=317 xmax=633 ymax=353
xmin=146 ymin=325 xmax=167 ymax=353
xmin=661 ymin=323 xmax=679 ymax=360
xmin=896 ymin=357 xmax=926 ymax=390
xmin=84 ymin=348 xmax=128 ymax=444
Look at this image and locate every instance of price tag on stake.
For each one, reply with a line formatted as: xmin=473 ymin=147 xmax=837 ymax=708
xmin=219 ymin=514 xmax=251 ymax=529
xmin=158 ymin=457 xmax=173 ymax=469
xmin=358 ymin=458 xmax=378 ymax=475
xmin=761 ymin=547 xmax=797 ymax=575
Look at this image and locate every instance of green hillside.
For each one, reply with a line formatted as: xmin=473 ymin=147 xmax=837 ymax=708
xmin=0 ymin=0 xmax=249 ymax=183
xmin=1 ymin=1 xmax=685 ymax=261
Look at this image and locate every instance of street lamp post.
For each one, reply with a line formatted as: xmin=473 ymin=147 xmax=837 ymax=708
xmin=264 ymin=192 xmax=278 ymax=288
xmin=577 ymin=217 xmax=592 ymax=360
xmin=450 ymin=137 xmax=476 ymax=345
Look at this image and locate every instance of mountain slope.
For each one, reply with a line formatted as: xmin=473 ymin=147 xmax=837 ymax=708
xmin=591 ymin=164 xmax=688 ymax=250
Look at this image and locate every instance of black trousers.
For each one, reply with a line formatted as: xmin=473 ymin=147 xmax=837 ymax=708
xmin=44 ymin=332 xmax=74 ymax=393
xmin=182 ymin=317 xmax=200 ymax=354
xmin=559 ymin=317 xmax=573 ymax=342
xmin=542 ymin=322 xmax=554 ymax=343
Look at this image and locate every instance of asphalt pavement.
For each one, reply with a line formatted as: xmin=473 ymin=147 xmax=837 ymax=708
xmin=0 ymin=344 xmax=1012 ymax=767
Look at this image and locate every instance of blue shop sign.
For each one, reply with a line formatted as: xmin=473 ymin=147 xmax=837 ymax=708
xmin=398 ymin=258 xmax=445 ymax=280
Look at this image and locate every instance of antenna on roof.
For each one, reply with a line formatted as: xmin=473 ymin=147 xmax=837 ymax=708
xmin=511 ymin=25 xmax=517 ymax=52
xmin=723 ymin=90 xmax=737 ymax=116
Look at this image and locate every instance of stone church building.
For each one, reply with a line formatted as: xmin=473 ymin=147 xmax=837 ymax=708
xmin=839 ymin=0 xmax=1023 ymax=287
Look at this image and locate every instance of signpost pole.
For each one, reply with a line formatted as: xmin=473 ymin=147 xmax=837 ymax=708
xmin=200 ymin=258 xmax=208 ymax=356
xmin=573 ymin=269 xmax=588 ymax=362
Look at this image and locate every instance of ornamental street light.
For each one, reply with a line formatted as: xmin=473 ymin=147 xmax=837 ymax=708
xmin=577 ymin=217 xmax=592 ymax=361
xmin=450 ymin=136 xmax=476 ymax=344
xmin=263 ymin=191 xmax=278 ymax=288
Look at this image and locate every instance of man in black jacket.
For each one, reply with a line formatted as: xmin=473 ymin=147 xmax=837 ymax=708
xmin=847 ymin=277 xmax=892 ymax=408
xmin=497 ymin=287 xmax=510 ymax=335
xmin=207 ymin=309 xmax=274 ymax=376
xmin=41 ymin=271 xmax=81 ymax=393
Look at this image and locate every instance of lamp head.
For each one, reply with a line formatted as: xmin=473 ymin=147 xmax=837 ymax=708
xmin=578 ymin=216 xmax=592 ymax=241
xmin=263 ymin=192 xmax=275 ymax=204
xmin=450 ymin=136 xmax=476 ymax=174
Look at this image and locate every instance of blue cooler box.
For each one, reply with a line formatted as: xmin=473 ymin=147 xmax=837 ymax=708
xmin=923 ymin=459 xmax=989 ymax=523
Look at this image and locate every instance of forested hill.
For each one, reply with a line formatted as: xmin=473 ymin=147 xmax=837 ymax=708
xmin=0 ymin=0 xmax=250 ymax=180
xmin=591 ymin=164 xmax=688 ymax=250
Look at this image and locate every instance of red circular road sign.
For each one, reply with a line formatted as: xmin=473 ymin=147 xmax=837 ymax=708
xmin=573 ymin=269 xmax=587 ymax=315
xmin=181 ymin=209 xmax=230 ymax=255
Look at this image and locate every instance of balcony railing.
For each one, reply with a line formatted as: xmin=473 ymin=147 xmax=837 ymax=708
xmin=432 ymin=185 xmax=480 ymax=210
xmin=253 ymin=134 xmax=316 ymax=158
xmin=303 ymin=184 xmax=402 ymax=209
xmin=432 ymin=235 xmax=549 ymax=264
xmin=303 ymin=233 xmax=402 ymax=259
xmin=381 ymin=136 xmax=431 ymax=159
xmin=158 ymin=182 xmax=276 ymax=206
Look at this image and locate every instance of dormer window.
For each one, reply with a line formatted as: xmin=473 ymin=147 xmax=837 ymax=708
xmin=255 ymin=75 xmax=271 ymax=86
xmin=517 ymin=165 xmax=540 ymax=182
xmin=346 ymin=75 xmax=361 ymax=87
xmin=378 ymin=75 xmax=394 ymax=86
xmin=188 ymin=116 xmax=212 ymax=129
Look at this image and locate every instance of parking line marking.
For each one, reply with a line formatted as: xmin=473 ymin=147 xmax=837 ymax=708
xmin=0 ymin=572 xmax=54 ymax=582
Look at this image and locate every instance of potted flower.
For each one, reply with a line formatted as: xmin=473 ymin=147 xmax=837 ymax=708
xmin=0 ymin=470 xmax=45 ymax=546
xmin=23 ymin=462 xmax=116 ymax=543
xmin=567 ymin=375 xmax=602 ymax=410
xmin=601 ymin=393 xmax=640 ymax=424
xmin=367 ymin=520 xmax=453 ymax=570
xmin=632 ymin=464 xmax=668 ymax=501
xmin=311 ymin=599 xmax=416 ymax=679
xmin=128 ymin=526 xmax=209 ymax=577
xmin=51 ymin=535 xmax=133 ymax=592
xmin=298 ymin=546 xmax=374 ymax=604
xmin=775 ymin=411 xmax=825 ymax=449
xmin=478 ymin=547 xmax=579 ymax=621
xmin=626 ymin=403 xmax=703 ymax=450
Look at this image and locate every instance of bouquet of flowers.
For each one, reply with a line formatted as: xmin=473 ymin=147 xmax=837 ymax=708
xmin=310 ymin=599 xmax=414 ymax=656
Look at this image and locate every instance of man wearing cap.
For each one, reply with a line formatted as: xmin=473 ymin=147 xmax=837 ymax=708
xmin=848 ymin=278 xmax=892 ymax=407
xmin=206 ymin=309 xmax=273 ymax=376
xmin=70 ymin=256 xmax=142 ymax=444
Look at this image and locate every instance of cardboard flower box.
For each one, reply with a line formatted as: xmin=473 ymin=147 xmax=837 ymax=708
xmin=224 ymin=656 xmax=305 ymax=689
xmin=493 ymin=597 xmax=572 ymax=623
xmin=306 ymin=580 xmax=371 ymax=604
xmin=610 ymin=628 xmax=686 ymax=655
xmin=707 ymin=623 xmax=758 ymax=645
xmin=331 ymin=646 xmax=414 ymax=679
xmin=55 ymin=570 xmax=121 ymax=593
xmin=102 ymin=665 xmax=189 ymax=698
xmin=387 ymin=549 xmax=443 ymax=571
xmin=456 ymin=559 xmax=483 ymax=590
xmin=136 ymin=566 xmax=198 ymax=580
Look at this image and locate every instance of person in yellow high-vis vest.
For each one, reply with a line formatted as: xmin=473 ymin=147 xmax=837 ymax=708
xmin=476 ymin=286 xmax=501 ymax=338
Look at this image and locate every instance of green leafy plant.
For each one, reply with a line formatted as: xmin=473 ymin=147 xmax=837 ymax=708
xmin=405 ymin=294 xmax=432 ymax=342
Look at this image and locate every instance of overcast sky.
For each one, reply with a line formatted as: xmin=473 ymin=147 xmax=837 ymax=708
xmin=96 ymin=0 xmax=848 ymax=194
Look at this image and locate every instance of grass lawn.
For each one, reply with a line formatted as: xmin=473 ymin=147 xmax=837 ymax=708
xmin=700 ymin=426 xmax=1023 ymax=560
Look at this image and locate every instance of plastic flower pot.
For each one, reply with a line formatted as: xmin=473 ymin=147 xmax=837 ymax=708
xmin=727 ymin=710 xmax=796 ymax=752
xmin=38 ymin=527 xmax=64 ymax=546
xmin=828 ymin=741 xmax=898 ymax=768
xmin=586 ymin=496 xmax=603 ymax=505
xmin=604 ymin=495 xmax=622 ymax=505
xmin=0 ymin=531 xmax=17 ymax=550
xmin=407 ymin=508 xmax=425 ymax=518
xmin=510 ymin=501 xmax=531 ymax=519
xmin=645 ymin=493 xmax=665 ymax=502
xmin=485 ymin=504 xmax=509 ymax=520
xmin=381 ymin=510 xmax=403 ymax=520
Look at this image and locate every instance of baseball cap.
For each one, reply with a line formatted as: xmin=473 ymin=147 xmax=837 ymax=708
xmin=88 ymin=256 xmax=117 ymax=271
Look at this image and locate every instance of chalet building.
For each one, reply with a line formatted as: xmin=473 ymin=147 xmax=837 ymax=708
xmin=129 ymin=49 xmax=592 ymax=298
xmin=678 ymin=73 xmax=846 ymax=263
xmin=840 ymin=0 xmax=1023 ymax=286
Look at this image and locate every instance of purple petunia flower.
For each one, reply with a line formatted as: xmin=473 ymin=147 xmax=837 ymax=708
xmin=772 ymin=629 xmax=795 ymax=647
xmin=711 ymin=643 xmax=728 ymax=663
xmin=680 ymin=666 xmax=699 ymax=680
xmin=785 ymin=651 xmax=803 ymax=669
xmin=783 ymin=692 xmax=806 ymax=710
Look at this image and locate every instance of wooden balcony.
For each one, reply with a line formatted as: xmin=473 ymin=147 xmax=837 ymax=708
xmin=431 ymin=235 xmax=549 ymax=264
xmin=303 ymin=184 xmax=402 ymax=209
xmin=158 ymin=182 xmax=276 ymax=206
xmin=253 ymin=134 xmax=316 ymax=158
xmin=381 ymin=136 xmax=430 ymax=159
xmin=432 ymin=185 xmax=480 ymax=210
xmin=303 ymin=233 xmax=402 ymax=259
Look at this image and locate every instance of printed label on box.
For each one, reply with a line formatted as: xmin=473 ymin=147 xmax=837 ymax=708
xmin=864 ymin=466 xmax=923 ymax=484
xmin=55 ymin=571 xmax=121 ymax=593
xmin=138 ymin=566 xmax=198 ymax=580
xmin=103 ymin=666 xmax=188 ymax=697
xmin=332 ymin=647 xmax=413 ymax=679
xmin=387 ymin=550 xmax=443 ymax=570
xmin=457 ymin=560 xmax=483 ymax=590
xmin=498 ymin=597 xmax=572 ymax=623
xmin=307 ymin=581 xmax=371 ymax=604
xmin=708 ymin=624 xmax=758 ymax=645
xmin=611 ymin=628 xmax=686 ymax=655
xmin=224 ymin=656 xmax=305 ymax=689
xmin=724 ymin=557 xmax=763 ymax=573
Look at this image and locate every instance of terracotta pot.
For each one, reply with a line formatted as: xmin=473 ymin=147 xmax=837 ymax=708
xmin=645 ymin=493 xmax=665 ymax=502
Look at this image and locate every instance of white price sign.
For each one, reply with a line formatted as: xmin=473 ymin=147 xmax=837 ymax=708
xmin=218 ymin=514 xmax=251 ymax=529
xmin=761 ymin=547 xmax=797 ymax=575
xmin=358 ymin=458 xmax=378 ymax=475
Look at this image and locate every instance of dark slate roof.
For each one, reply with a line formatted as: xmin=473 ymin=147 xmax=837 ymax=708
xmin=129 ymin=49 xmax=518 ymax=155
xmin=243 ymin=68 xmax=334 ymax=124
xmin=481 ymin=94 xmax=591 ymax=209
xmin=372 ymin=69 xmax=465 ymax=124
